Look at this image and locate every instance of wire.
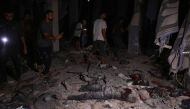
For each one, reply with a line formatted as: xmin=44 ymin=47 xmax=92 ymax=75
xmin=174 ymin=73 xmax=184 ymax=87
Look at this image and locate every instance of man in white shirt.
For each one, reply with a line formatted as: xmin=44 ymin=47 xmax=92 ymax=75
xmin=93 ymin=12 xmax=107 ymax=63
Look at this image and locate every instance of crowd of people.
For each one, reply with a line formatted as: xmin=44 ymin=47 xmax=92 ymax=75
xmin=0 ymin=10 xmax=63 ymax=83
xmin=0 ymin=9 xmax=128 ymax=84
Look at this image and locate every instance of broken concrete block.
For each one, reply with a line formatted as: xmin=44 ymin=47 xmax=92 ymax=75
xmin=16 ymin=105 xmax=31 ymax=109
xmin=99 ymin=64 xmax=109 ymax=69
xmin=144 ymin=99 xmax=157 ymax=108
xmin=138 ymin=89 xmax=150 ymax=101
xmin=80 ymin=74 xmax=93 ymax=82
xmin=127 ymin=81 xmax=134 ymax=86
xmin=104 ymin=100 xmax=113 ymax=108
xmin=0 ymin=93 xmax=5 ymax=98
xmin=61 ymin=81 xmax=72 ymax=90
xmin=118 ymin=73 xmax=131 ymax=80
xmin=127 ymin=93 xmax=138 ymax=103
xmin=92 ymin=103 xmax=103 ymax=109
xmin=43 ymin=94 xmax=58 ymax=102
xmin=112 ymin=66 xmax=118 ymax=70
xmin=77 ymin=103 xmax=91 ymax=109
xmin=34 ymin=92 xmax=62 ymax=109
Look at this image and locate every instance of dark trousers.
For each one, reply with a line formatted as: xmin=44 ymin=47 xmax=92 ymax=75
xmin=39 ymin=46 xmax=52 ymax=74
xmin=110 ymin=33 xmax=125 ymax=57
xmin=80 ymin=35 xmax=88 ymax=48
xmin=26 ymin=42 xmax=38 ymax=71
xmin=93 ymin=40 xmax=107 ymax=56
xmin=0 ymin=53 xmax=21 ymax=82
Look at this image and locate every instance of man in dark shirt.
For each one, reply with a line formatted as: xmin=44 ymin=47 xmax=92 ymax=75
xmin=38 ymin=10 xmax=63 ymax=74
xmin=0 ymin=10 xmax=26 ymax=83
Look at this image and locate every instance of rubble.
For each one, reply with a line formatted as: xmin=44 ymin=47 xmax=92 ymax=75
xmin=180 ymin=99 xmax=190 ymax=109
xmin=118 ymin=73 xmax=131 ymax=81
xmin=0 ymin=49 xmax=189 ymax=109
xmin=33 ymin=92 xmax=62 ymax=109
xmin=138 ymin=89 xmax=150 ymax=101
xmin=16 ymin=105 xmax=31 ymax=109
xmin=147 ymin=87 xmax=170 ymax=99
xmin=119 ymin=59 xmax=130 ymax=65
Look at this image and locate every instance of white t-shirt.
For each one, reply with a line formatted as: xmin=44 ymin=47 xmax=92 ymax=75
xmin=93 ymin=19 xmax=107 ymax=41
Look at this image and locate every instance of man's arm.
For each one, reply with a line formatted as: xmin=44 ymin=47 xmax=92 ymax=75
xmin=43 ymin=32 xmax=56 ymax=40
xmin=41 ymin=23 xmax=63 ymax=40
xmin=21 ymin=36 xmax=27 ymax=55
xmin=19 ymin=22 xmax=27 ymax=54
xmin=43 ymin=32 xmax=63 ymax=40
xmin=101 ymin=21 xmax=107 ymax=41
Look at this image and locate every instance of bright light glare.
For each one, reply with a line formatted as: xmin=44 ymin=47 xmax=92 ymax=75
xmin=87 ymin=0 xmax=90 ymax=2
xmin=1 ymin=37 xmax=8 ymax=43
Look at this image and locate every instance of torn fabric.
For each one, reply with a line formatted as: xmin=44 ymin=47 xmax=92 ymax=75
xmin=168 ymin=9 xmax=190 ymax=73
xmin=155 ymin=0 xmax=179 ymax=53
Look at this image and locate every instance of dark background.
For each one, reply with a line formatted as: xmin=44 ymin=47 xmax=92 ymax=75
xmin=0 ymin=0 xmax=189 ymax=50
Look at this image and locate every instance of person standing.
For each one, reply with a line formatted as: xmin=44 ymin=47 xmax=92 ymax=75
xmin=0 ymin=10 xmax=26 ymax=83
xmin=80 ymin=19 xmax=88 ymax=49
xmin=38 ymin=10 xmax=63 ymax=75
xmin=93 ymin=12 xmax=107 ymax=63
xmin=73 ymin=19 xmax=88 ymax=50
xmin=73 ymin=20 xmax=83 ymax=50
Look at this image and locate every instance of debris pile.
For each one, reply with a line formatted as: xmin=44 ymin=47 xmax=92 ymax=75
xmin=0 ymin=49 xmax=189 ymax=109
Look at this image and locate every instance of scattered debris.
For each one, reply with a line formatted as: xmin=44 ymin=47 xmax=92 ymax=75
xmin=119 ymin=59 xmax=130 ymax=65
xmin=112 ymin=66 xmax=118 ymax=70
xmin=130 ymin=73 xmax=149 ymax=86
xmin=0 ymin=50 xmax=189 ymax=109
xmin=180 ymin=99 xmax=190 ymax=109
xmin=80 ymin=73 xmax=93 ymax=82
xmin=16 ymin=105 xmax=31 ymax=109
xmin=99 ymin=64 xmax=110 ymax=69
xmin=118 ymin=73 xmax=131 ymax=81
xmin=147 ymin=87 xmax=170 ymax=99
xmin=148 ymin=70 xmax=162 ymax=78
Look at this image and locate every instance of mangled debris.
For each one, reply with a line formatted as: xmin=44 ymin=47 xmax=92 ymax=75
xmin=0 ymin=49 xmax=190 ymax=109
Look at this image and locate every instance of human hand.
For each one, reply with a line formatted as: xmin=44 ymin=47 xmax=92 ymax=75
xmin=56 ymin=33 xmax=64 ymax=40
